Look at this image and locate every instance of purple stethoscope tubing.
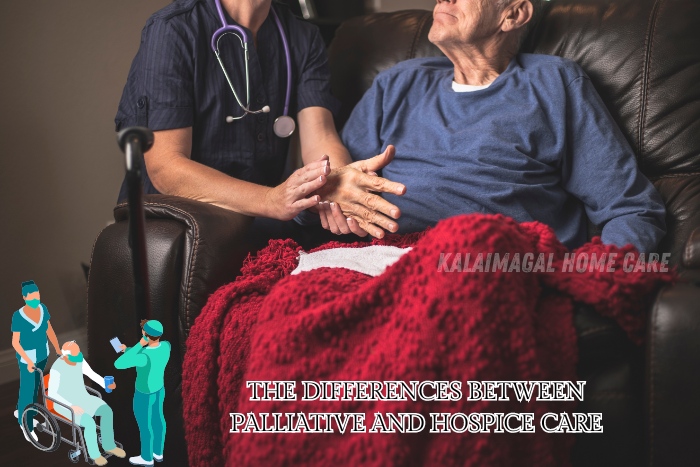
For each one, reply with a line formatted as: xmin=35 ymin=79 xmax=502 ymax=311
xmin=211 ymin=0 xmax=293 ymax=135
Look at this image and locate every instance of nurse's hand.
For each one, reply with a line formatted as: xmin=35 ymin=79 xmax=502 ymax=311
xmin=317 ymin=145 xmax=406 ymax=238
xmin=266 ymin=155 xmax=330 ymax=221
xmin=108 ymin=382 xmax=117 ymax=390
xmin=72 ymin=406 xmax=84 ymax=417
xmin=27 ymin=361 xmax=35 ymax=373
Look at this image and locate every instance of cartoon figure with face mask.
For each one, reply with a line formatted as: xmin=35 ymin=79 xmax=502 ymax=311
xmin=115 ymin=319 xmax=171 ymax=466
xmin=11 ymin=280 xmax=61 ymax=443
xmin=48 ymin=340 xmax=125 ymax=465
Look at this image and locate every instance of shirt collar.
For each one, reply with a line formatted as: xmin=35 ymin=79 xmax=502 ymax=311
xmin=19 ymin=304 xmax=44 ymax=332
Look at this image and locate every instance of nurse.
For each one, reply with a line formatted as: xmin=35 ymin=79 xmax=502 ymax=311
xmin=115 ymin=0 xmax=406 ymax=240
xmin=11 ymin=280 xmax=61 ymax=442
xmin=114 ymin=320 xmax=171 ymax=467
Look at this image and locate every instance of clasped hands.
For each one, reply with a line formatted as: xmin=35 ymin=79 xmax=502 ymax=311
xmin=265 ymin=145 xmax=405 ymax=238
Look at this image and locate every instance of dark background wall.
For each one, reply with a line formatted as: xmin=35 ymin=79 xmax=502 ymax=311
xmin=0 ymin=0 xmax=434 ymax=358
xmin=0 ymin=1 xmax=172 ymax=355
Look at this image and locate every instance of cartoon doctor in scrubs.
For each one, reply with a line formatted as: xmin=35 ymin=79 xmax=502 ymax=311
xmin=11 ymin=280 xmax=61 ymax=442
xmin=115 ymin=319 xmax=171 ymax=466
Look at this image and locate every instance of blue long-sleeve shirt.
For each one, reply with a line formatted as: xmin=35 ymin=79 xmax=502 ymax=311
xmin=341 ymin=54 xmax=666 ymax=253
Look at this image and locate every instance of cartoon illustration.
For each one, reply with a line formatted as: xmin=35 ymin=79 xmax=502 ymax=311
xmin=16 ymin=354 xmax=126 ymax=463
xmin=11 ymin=280 xmax=61 ymax=442
xmin=115 ymin=319 xmax=171 ymax=466
xmin=46 ymin=340 xmax=126 ymax=465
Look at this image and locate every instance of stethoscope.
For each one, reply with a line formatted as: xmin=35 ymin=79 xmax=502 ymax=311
xmin=211 ymin=0 xmax=295 ymax=138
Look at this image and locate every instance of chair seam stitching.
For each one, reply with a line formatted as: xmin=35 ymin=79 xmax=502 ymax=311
xmin=648 ymin=172 xmax=700 ymax=181
xmin=139 ymin=202 xmax=200 ymax=336
xmin=638 ymin=0 xmax=663 ymax=160
xmin=408 ymin=12 xmax=429 ymax=60
xmin=648 ymin=286 xmax=663 ymax=467
xmin=684 ymin=231 xmax=698 ymax=267
xmin=86 ymin=224 xmax=113 ymax=359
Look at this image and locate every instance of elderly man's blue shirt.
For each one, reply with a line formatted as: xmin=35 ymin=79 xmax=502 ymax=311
xmin=115 ymin=0 xmax=339 ymax=201
xmin=341 ymin=54 xmax=666 ymax=253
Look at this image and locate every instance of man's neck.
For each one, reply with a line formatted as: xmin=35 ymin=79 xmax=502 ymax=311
xmin=220 ymin=0 xmax=271 ymax=42
xmin=441 ymin=38 xmax=516 ymax=86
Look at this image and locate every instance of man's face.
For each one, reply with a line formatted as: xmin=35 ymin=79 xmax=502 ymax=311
xmin=428 ymin=0 xmax=504 ymax=47
xmin=23 ymin=291 xmax=40 ymax=302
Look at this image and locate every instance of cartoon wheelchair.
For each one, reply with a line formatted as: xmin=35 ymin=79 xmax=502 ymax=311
xmin=19 ymin=368 xmax=124 ymax=464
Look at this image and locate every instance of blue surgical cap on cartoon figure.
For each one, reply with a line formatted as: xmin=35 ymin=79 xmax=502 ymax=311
xmin=143 ymin=320 xmax=164 ymax=337
xmin=21 ymin=280 xmax=39 ymax=296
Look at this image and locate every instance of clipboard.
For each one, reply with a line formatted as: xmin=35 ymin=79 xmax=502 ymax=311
xmin=109 ymin=337 xmax=123 ymax=353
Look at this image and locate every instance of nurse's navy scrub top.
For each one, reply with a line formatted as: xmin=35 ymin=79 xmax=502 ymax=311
xmin=115 ymin=0 xmax=340 ymax=202
xmin=11 ymin=304 xmax=51 ymax=364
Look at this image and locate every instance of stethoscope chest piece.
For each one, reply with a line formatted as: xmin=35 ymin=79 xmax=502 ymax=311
xmin=273 ymin=115 xmax=296 ymax=138
xmin=212 ymin=0 xmax=295 ymax=139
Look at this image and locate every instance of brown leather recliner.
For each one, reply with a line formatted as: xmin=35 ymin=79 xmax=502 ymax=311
xmin=87 ymin=1 xmax=700 ymax=465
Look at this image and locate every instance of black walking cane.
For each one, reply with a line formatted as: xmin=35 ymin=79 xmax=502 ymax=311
xmin=117 ymin=126 xmax=155 ymax=321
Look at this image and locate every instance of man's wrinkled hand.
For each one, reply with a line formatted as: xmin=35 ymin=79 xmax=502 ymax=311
xmin=317 ymin=145 xmax=406 ymax=238
xmin=317 ymin=201 xmax=368 ymax=236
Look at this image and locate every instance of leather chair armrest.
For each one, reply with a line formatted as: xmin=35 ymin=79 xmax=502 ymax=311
xmin=683 ymin=227 xmax=700 ymax=269
xmin=88 ymin=194 xmax=251 ymax=463
xmin=646 ymin=281 xmax=700 ymax=466
xmin=112 ymin=194 xmax=253 ymax=346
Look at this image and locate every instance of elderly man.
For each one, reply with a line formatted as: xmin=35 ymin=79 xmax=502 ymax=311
xmin=320 ymin=0 xmax=665 ymax=253
xmin=48 ymin=341 xmax=125 ymax=466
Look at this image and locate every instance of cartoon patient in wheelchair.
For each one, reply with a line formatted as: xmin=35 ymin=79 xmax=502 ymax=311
xmin=21 ymin=340 xmax=126 ymax=465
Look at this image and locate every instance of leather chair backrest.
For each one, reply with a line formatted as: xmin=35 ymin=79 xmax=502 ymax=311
xmin=327 ymin=0 xmax=700 ymax=264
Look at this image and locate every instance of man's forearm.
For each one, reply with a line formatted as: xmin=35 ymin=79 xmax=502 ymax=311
xmin=82 ymin=360 xmax=106 ymax=388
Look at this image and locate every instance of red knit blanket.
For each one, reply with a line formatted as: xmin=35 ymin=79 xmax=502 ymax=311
xmin=182 ymin=214 xmax=674 ymax=466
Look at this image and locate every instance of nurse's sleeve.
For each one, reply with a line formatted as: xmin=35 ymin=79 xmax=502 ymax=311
xmin=115 ymin=18 xmax=194 ymax=131
xmin=295 ymin=27 xmax=340 ymax=115
xmin=341 ymin=78 xmax=385 ymax=163
xmin=11 ymin=312 xmax=22 ymax=332
xmin=82 ymin=360 xmax=105 ymax=389
xmin=561 ymin=76 xmax=666 ymax=253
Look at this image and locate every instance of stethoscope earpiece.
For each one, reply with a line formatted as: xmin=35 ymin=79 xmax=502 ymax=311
xmin=212 ymin=0 xmax=294 ymax=137
xmin=225 ymin=105 xmax=271 ymax=123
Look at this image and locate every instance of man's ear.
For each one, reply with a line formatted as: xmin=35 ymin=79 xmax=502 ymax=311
xmin=501 ymin=0 xmax=534 ymax=33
